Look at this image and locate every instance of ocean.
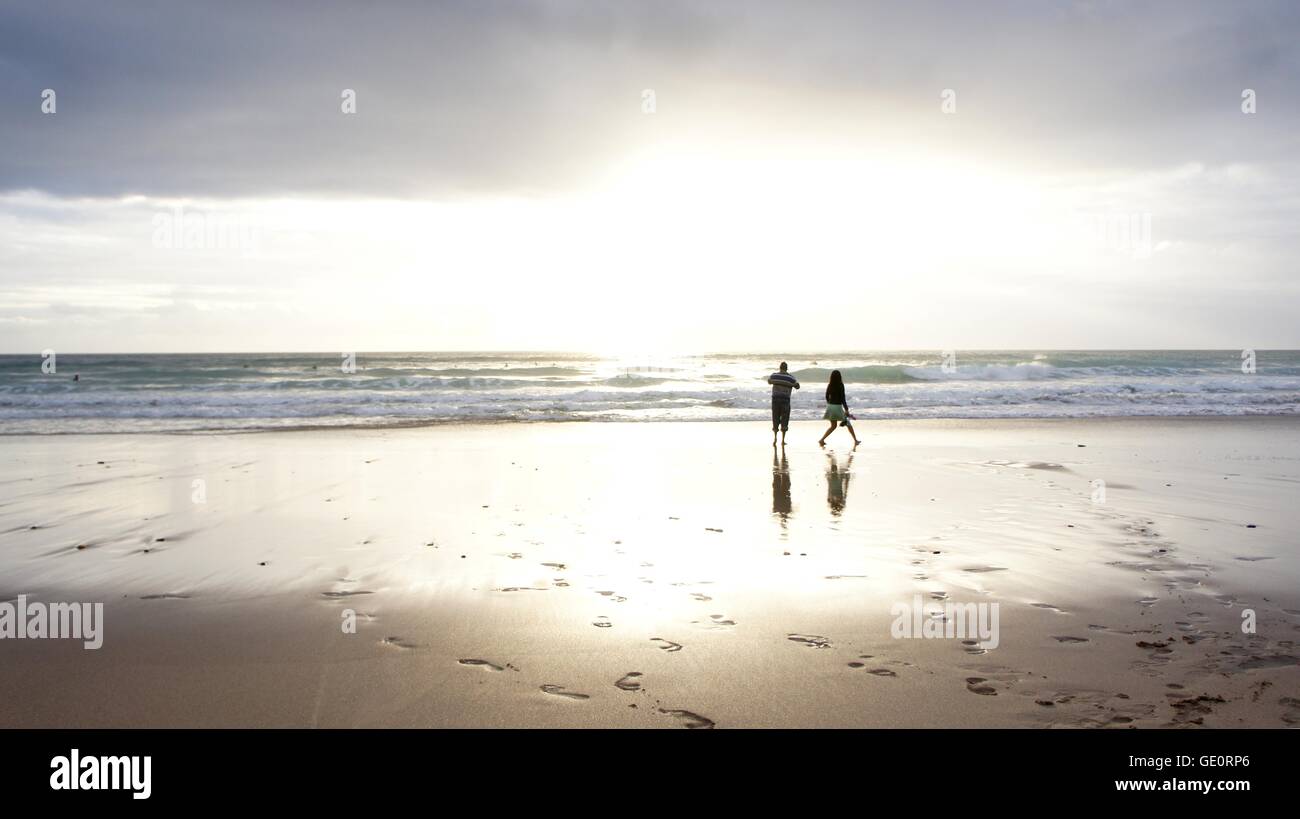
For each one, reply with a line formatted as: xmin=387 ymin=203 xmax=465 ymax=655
xmin=2 ymin=350 xmax=1297 ymax=434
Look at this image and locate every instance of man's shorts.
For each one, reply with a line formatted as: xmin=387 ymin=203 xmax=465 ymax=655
xmin=772 ymin=396 xmax=791 ymax=431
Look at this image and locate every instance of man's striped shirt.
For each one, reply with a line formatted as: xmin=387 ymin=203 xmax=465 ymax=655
xmin=768 ymin=372 xmax=799 ymax=398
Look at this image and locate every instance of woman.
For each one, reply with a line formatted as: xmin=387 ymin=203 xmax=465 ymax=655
xmin=818 ymin=369 xmax=860 ymax=447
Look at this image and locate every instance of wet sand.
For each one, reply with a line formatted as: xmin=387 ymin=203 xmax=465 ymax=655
xmin=0 ymin=417 xmax=1297 ymax=727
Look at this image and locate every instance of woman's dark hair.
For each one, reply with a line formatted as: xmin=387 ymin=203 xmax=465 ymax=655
xmin=829 ymin=369 xmax=843 ymax=387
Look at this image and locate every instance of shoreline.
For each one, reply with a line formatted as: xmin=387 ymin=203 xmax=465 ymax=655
xmin=3 ymin=412 xmax=1298 ymax=438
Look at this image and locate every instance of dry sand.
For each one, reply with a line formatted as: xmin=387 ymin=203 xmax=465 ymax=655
xmin=0 ymin=417 xmax=1297 ymax=727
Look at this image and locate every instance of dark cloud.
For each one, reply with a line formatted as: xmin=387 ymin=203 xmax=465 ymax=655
xmin=1 ymin=0 xmax=1297 ymax=198
xmin=0 ymin=0 xmax=728 ymax=197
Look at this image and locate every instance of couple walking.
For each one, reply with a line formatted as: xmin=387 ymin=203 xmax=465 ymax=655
xmin=767 ymin=362 xmax=860 ymax=447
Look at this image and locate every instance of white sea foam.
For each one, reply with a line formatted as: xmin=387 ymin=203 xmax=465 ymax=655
xmin=1 ymin=351 xmax=1297 ymax=433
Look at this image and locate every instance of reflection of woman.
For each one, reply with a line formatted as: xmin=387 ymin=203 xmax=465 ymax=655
xmin=818 ymin=369 xmax=860 ymax=446
xmin=826 ymin=451 xmax=852 ymax=515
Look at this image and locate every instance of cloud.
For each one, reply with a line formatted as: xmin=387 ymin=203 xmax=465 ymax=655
xmin=2 ymin=0 xmax=1297 ymax=199
xmin=1 ymin=1 xmax=1297 ymax=351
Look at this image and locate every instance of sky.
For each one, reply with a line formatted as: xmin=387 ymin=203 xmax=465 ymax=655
xmin=1 ymin=0 xmax=1298 ymax=353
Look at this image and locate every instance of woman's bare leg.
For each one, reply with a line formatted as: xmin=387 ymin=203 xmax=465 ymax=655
xmin=844 ymin=420 xmax=860 ymax=445
xmin=818 ymin=421 xmax=837 ymax=446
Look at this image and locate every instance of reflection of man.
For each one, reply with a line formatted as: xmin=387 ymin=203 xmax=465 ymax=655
xmin=767 ymin=362 xmax=800 ymax=446
xmin=772 ymin=448 xmax=792 ymax=529
xmin=826 ymin=450 xmax=853 ymax=516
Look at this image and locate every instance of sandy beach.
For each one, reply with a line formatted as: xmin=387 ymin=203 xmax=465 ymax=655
xmin=0 ymin=417 xmax=1296 ymax=728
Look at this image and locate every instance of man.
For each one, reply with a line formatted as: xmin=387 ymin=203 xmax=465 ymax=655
xmin=767 ymin=362 xmax=800 ymax=446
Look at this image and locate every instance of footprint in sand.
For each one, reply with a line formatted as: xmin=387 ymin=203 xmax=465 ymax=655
xmin=615 ymin=672 xmax=643 ymax=691
xmin=1052 ymin=636 xmax=1090 ymax=644
xmin=458 ymin=659 xmax=505 ymax=672
xmin=541 ymin=562 xmax=566 ymax=570
xmin=1175 ymin=621 xmax=1201 ymax=642
xmin=380 ymin=636 xmax=417 ymax=650
xmin=787 ymin=634 xmax=831 ymax=649
xmin=966 ymin=677 xmax=998 ymax=696
xmin=659 ymin=708 xmax=715 ymax=729
xmin=540 ymin=684 xmax=590 ymax=700
xmin=321 ymin=590 xmax=373 ymax=598
xmin=592 ymin=616 xmax=613 ymax=628
xmin=1030 ymin=689 xmax=1154 ymax=726
xmin=1031 ymin=603 xmax=1067 ymax=613
xmin=1166 ymin=693 xmax=1226 ymax=725
xmin=690 ymin=592 xmax=713 ymax=602
xmin=961 ymin=640 xmax=988 ymax=655
xmin=140 ymin=593 xmax=191 ymax=600
xmin=1135 ymin=639 xmax=1174 ymax=655
xmin=650 ymin=637 xmax=683 ymax=652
